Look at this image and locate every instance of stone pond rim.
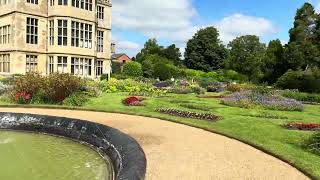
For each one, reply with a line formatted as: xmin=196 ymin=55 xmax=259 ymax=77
xmin=0 ymin=112 xmax=147 ymax=180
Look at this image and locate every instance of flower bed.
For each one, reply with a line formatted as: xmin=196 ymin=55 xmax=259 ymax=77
xmin=123 ymin=96 xmax=143 ymax=106
xmin=221 ymin=91 xmax=304 ymax=111
xmin=156 ymin=108 xmax=219 ymax=121
xmin=283 ymin=123 xmax=320 ymax=131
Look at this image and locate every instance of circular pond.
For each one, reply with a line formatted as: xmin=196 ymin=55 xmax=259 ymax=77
xmin=0 ymin=131 xmax=113 ymax=180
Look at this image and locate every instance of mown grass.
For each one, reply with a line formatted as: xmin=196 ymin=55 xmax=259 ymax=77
xmin=1 ymin=92 xmax=320 ymax=178
xmin=84 ymin=92 xmax=320 ymax=179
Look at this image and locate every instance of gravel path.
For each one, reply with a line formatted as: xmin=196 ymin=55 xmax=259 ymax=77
xmin=0 ymin=108 xmax=309 ymax=180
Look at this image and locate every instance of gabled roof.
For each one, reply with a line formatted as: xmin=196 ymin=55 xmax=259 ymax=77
xmin=111 ymin=53 xmax=128 ymax=59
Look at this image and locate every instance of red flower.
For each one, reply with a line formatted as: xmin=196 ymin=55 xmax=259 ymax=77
xmin=15 ymin=92 xmax=31 ymax=103
xmin=123 ymin=96 xmax=141 ymax=106
xmin=285 ymin=122 xmax=320 ymax=131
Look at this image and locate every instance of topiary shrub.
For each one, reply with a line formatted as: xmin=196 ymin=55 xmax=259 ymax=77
xmin=123 ymin=61 xmax=143 ymax=77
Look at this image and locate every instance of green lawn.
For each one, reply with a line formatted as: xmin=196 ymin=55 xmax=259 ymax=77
xmin=1 ymin=92 xmax=320 ymax=178
xmin=84 ymin=92 xmax=320 ymax=179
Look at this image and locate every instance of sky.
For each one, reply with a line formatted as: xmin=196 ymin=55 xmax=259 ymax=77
xmin=111 ymin=0 xmax=320 ymax=57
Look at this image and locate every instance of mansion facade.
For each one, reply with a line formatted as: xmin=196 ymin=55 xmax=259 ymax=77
xmin=0 ymin=0 xmax=112 ymax=79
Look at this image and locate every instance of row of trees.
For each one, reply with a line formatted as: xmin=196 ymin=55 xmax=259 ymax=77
xmin=130 ymin=3 xmax=320 ymax=85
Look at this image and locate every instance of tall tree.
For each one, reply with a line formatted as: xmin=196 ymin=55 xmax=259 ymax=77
xmin=136 ymin=39 xmax=163 ymax=62
xmin=162 ymin=44 xmax=182 ymax=65
xmin=288 ymin=2 xmax=320 ymax=69
xmin=226 ymin=35 xmax=266 ymax=82
xmin=261 ymin=39 xmax=288 ymax=84
xmin=184 ymin=27 xmax=228 ymax=72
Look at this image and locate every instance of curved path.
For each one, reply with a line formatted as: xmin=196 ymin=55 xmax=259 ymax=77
xmin=0 ymin=108 xmax=309 ymax=180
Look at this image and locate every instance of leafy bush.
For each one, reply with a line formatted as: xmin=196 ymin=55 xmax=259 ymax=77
xmin=63 ymin=91 xmax=89 ymax=106
xmin=226 ymin=83 xmax=257 ymax=92
xmin=304 ymin=132 xmax=320 ymax=155
xmin=15 ymin=92 xmax=31 ymax=104
xmin=216 ymin=69 xmax=248 ymax=82
xmin=112 ymin=62 xmax=122 ymax=74
xmin=12 ymin=73 xmax=44 ymax=97
xmin=0 ymin=82 xmax=9 ymax=95
xmin=281 ymin=90 xmax=320 ymax=103
xmin=99 ymin=78 xmax=154 ymax=93
xmin=222 ymin=91 xmax=304 ymax=111
xmin=30 ymin=90 xmax=49 ymax=104
xmin=153 ymin=62 xmax=180 ymax=80
xmin=100 ymin=74 xmax=109 ymax=81
xmin=179 ymin=69 xmax=206 ymax=79
xmin=156 ymin=108 xmax=219 ymax=121
xmin=45 ymin=73 xmax=83 ymax=103
xmin=276 ymin=69 xmax=320 ymax=93
xmin=123 ymin=61 xmax=143 ymax=77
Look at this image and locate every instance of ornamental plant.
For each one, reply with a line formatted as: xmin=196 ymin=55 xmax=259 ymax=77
xmin=15 ymin=92 xmax=31 ymax=104
xmin=283 ymin=123 xmax=320 ymax=131
xmin=304 ymin=132 xmax=320 ymax=155
xmin=123 ymin=96 xmax=143 ymax=106
xmin=222 ymin=90 xmax=304 ymax=111
xmin=156 ymin=108 xmax=219 ymax=121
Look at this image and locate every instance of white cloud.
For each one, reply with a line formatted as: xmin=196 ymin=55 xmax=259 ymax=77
xmin=112 ymin=35 xmax=141 ymax=57
xmin=215 ymin=14 xmax=277 ymax=44
xmin=113 ymin=0 xmax=197 ymax=44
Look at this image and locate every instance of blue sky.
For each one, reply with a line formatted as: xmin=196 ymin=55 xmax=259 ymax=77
xmin=112 ymin=0 xmax=320 ymax=57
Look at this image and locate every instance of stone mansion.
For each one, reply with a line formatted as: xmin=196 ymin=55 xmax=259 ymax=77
xmin=0 ymin=0 xmax=112 ymax=79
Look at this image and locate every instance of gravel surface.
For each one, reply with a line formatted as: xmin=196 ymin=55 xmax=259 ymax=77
xmin=0 ymin=108 xmax=309 ymax=180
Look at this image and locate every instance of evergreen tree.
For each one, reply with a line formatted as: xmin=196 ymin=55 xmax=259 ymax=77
xmin=184 ymin=27 xmax=228 ymax=72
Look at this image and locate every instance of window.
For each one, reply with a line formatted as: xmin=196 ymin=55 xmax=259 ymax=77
xmin=27 ymin=0 xmax=38 ymax=4
xmin=50 ymin=0 xmax=54 ymax=6
xmin=26 ymin=55 xmax=38 ymax=72
xmin=0 ymin=0 xmax=10 ymax=5
xmin=0 ymin=54 xmax=10 ymax=73
xmin=71 ymin=21 xmax=79 ymax=47
xmin=26 ymin=17 xmax=38 ymax=44
xmin=97 ymin=6 xmax=104 ymax=20
xmin=58 ymin=20 xmax=67 ymax=46
xmin=57 ymin=56 xmax=67 ymax=73
xmin=97 ymin=30 xmax=103 ymax=52
xmin=72 ymin=0 xmax=91 ymax=10
xmin=71 ymin=21 xmax=92 ymax=49
xmin=49 ymin=20 xmax=54 ymax=45
xmin=71 ymin=57 xmax=92 ymax=76
xmin=48 ymin=56 xmax=54 ymax=74
xmin=0 ymin=25 xmax=10 ymax=44
xmin=58 ymin=0 xmax=67 ymax=5
xmin=96 ymin=60 xmax=103 ymax=76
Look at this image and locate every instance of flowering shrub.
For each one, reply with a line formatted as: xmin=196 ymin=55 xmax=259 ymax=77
xmin=283 ymin=123 xmax=320 ymax=131
xmin=123 ymin=96 xmax=143 ymax=106
xmin=156 ymin=108 xmax=219 ymax=121
xmin=15 ymin=92 xmax=31 ymax=104
xmin=221 ymin=91 xmax=304 ymax=111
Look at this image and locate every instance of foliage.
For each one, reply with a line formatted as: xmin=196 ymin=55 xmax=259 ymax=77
xmin=179 ymin=103 xmax=210 ymax=111
xmin=226 ymin=83 xmax=257 ymax=92
xmin=281 ymin=90 xmax=320 ymax=103
xmin=0 ymin=82 xmax=9 ymax=95
xmin=184 ymin=27 xmax=228 ymax=72
xmin=216 ymin=69 xmax=248 ymax=82
xmin=162 ymin=44 xmax=182 ymax=65
xmin=222 ymin=90 xmax=304 ymax=111
xmin=63 ymin=91 xmax=89 ymax=106
xmin=136 ymin=38 xmax=164 ymax=62
xmin=179 ymin=68 xmax=206 ymax=79
xmin=15 ymin=92 xmax=31 ymax=104
xmin=226 ymin=35 xmax=265 ymax=82
xmin=304 ymin=132 xmax=320 ymax=155
xmin=153 ymin=61 xmax=180 ymax=80
xmin=12 ymin=73 xmax=44 ymax=97
xmin=123 ymin=96 xmax=143 ymax=106
xmin=111 ymin=62 xmax=122 ymax=74
xmin=30 ymin=90 xmax=49 ymax=104
xmin=284 ymin=122 xmax=320 ymax=131
xmin=156 ymin=108 xmax=219 ymax=121
xmin=276 ymin=69 xmax=320 ymax=93
xmin=99 ymin=78 xmax=155 ymax=93
xmin=45 ymin=73 xmax=83 ymax=103
xmin=122 ymin=61 xmax=143 ymax=77
xmin=261 ymin=39 xmax=288 ymax=84
xmin=100 ymin=74 xmax=109 ymax=81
